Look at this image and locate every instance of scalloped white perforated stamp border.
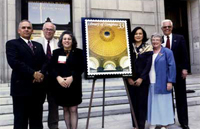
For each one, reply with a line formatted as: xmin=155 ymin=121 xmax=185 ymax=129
xmin=84 ymin=19 xmax=132 ymax=77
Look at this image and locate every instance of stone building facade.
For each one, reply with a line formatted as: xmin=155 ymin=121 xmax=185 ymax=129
xmin=0 ymin=0 xmax=199 ymax=83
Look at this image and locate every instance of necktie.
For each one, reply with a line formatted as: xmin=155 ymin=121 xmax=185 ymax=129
xmin=47 ymin=40 xmax=51 ymax=60
xmin=28 ymin=40 xmax=34 ymax=53
xmin=166 ymin=36 xmax=170 ymax=49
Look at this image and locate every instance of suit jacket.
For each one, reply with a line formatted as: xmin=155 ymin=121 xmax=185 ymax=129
xmin=154 ymin=47 xmax=176 ymax=94
xmin=49 ymin=48 xmax=84 ymax=97
xmin=163 ymin=34 xmax=189 ymax=73
xmin=34 ymin=37 xmax=58 ymax=54
xmin=130 ymin=43 xmax=153 ymax=85
xmin=6 ymin=38 xmax=47 ymax=96
xmin=34 ymin=37 xmax=59 ymax=76
xmin=50 ymin=48 xmax=84 ymax=78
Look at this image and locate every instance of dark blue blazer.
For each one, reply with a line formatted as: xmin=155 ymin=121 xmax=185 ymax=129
xmin=6 ymin=38 xmax=47 ymax=96
xmin=163 ymin=34 xmax=189 ymax=72
xmin=154 ymin=47 xmax=176 ymax=94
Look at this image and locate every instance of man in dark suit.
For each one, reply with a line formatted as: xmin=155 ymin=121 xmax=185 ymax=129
xmin=6 ymin=20 xmax=47 ymax=129
xmin=161 ymin=19 xmax=190 ymax=129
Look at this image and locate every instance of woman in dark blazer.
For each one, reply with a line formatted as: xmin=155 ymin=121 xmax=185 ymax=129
xmin=127 ymin=27 xmax=153 ymax=129
xmin=50 ymin=31 xmax=84 ymax=129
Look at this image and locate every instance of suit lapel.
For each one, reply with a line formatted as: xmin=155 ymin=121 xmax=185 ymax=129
xmin=57 ymin=48 xmax=74 ymax=65
xmin=52 ymin=38 xmax=58 ymax=49
xmin=171 ymin=34 xmax=177 ymax=51
xmin=67 ymin=49 xmax=74 ymax=62
xmin=59 ymin=48 xmax=68 ymax=62
xmin=32 ymin=41 xmax=38 ymax=55
xmin=155 ymin=47 xmax=164 ymax=63
xmin=41 ymin=38 xmax=46 ymax=51
xmin=19 ymin=38 xmax=34 ymax=55
xmin=162 ymin=36 xmax=164 ymax=44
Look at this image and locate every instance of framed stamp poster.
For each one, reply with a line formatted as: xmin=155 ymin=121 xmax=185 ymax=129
xmin=81 ymin=18 xmax=132 ymax=79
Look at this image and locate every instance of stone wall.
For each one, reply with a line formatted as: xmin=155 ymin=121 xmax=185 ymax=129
xmin=73 ymin=0 xmax=165 ymax=46
xmin=188 ymin=0 xmax=200 ymax=73
xmin=2 ymin=0 xmax=199 ymax=82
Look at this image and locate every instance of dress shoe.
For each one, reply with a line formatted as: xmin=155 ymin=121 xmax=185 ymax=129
xmin=155 ymin=125 xmax=162 ymax=129
xmin=149 ymin=125 xmax=156 ymax=129
xmin=186 ymin=89 xmax=195 ymax=93
xmin=181 ymin=125 xmax=190 ymax=129
xmin=161 ymin=127 xmax=168 ymax=129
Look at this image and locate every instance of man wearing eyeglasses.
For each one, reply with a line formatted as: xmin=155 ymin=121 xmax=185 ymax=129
xmin=34 ymin=22 xmax=59 ymax=129
xmin=161 ymin=19 xmax=190 ymax=129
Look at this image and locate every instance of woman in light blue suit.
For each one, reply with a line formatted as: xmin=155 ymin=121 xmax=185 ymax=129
xmin=147 ymin=33 xmax=176 ymax=129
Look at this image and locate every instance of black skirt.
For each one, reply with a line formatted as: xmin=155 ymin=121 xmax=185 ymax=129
xmin=54 ymin=81 xmax=82 ymax=107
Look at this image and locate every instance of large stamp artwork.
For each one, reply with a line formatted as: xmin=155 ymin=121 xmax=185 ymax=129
xmin=82 ymin=18 xmax=132 ymax=79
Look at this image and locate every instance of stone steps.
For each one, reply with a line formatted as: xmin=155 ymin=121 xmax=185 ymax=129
xmin=0 ymin=77 xmax=200 ymax=127
xmin=1 ymin=95 xmax=200 ymax=126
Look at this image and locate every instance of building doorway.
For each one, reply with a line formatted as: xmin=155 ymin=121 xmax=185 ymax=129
xmin=164 ymin=0 xmax=191 ymax=72
xmin=17 ymin=0 xmax=72 ymax=39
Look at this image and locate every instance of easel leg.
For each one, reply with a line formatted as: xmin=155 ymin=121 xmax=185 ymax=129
xmin=86 ymin=78 xmax=96 ymax=129
xmin=123 ymin=78 xmax=139 ymax=129
xmin=102 ymin=78 xmax=106 ymax=128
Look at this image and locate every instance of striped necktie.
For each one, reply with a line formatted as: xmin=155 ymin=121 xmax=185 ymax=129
xmin=28 ymin=40 xmax=34 ymax=53
xmin=47 ymin=40 xmax=51 ymax=60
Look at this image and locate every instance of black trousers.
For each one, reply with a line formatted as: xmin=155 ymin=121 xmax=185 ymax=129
xmin=174 ymin=75 xmax=189 ymax=126
xmin=12 ymin=94 xmax=45 ymax=129
xmin=46 ymin=91 xmax=59 ymax=129
xmin=127 ymin=82 xmax=149 ymax=129
xmin=43 ymin=75 xmax=59 ymax=129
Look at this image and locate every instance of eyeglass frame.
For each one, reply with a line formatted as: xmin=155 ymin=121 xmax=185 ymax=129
xmin=43 ymin=28 xmax=55 ymax=32
xmin=162 ymin=26 xmax=172 ymax=29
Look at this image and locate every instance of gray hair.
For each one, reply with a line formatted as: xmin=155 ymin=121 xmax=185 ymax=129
xmin=161 ymin=19 xmax=173 ymax=27
xmin=151 ymin=33 xmax=162 ymax=42
xmin=18 ymin=19 xmax=32 ymax=29
xmin=43 ymin=22 xmax=56 ymax=30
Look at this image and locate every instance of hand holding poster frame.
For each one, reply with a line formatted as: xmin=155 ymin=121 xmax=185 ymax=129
xmin=81 ymin=18 xmax=133 ymax=79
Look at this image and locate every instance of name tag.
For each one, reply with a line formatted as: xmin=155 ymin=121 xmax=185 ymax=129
xmin=58 ymin=56 xmax=66 ymax=64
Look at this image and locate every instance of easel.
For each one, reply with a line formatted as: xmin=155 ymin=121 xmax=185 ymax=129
xmin=85 ymin=78 xmax=139 ymax=129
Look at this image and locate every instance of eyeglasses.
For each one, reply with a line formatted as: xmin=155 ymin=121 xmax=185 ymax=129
xmin=162 ymin=26 xmax=172 ymax=29
xmin=44 ymin=28 xmax=55 ymax=32
xmin=21 ymin=26 xmax=32 ymax=30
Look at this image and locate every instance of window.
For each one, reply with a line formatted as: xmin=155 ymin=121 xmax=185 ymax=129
xmin=20 ymin=0 xmax=72 ymax=39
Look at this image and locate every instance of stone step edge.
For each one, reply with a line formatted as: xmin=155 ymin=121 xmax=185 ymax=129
xmin=1 ymin=84 xmax=200 ymax=98
xmin=1 ymin=97 xmax=200 ymax=127
xmin=0 ymin=95 xmax=200 ymax=116
xmin=0 ymin=89 xmax=200 ymax=106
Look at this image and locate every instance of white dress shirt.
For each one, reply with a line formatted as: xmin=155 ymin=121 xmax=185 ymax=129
xmin=162 ymin=33 xmax=172 ymax=49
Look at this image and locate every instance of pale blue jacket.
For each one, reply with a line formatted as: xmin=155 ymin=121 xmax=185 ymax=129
xmin=154 ymin=47 xmax=176 ymax=94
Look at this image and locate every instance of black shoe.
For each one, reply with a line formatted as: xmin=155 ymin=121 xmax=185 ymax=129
xmin=186 ymin=89 xmax=195 ymax=93
xmin=155 ymin=125 xmax=162 ymax=129
xmin=181 ymin=125 xmax=190 ymax=129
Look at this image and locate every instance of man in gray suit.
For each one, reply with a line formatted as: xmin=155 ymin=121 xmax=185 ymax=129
xmin=35 ymin=22 xmax=59 ymax=129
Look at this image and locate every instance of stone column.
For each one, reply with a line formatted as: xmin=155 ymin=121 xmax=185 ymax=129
xmin=0 ymin=0 xmax=16 ymax=83
xmin=73 ymin=0 xmax=87 ymax=49
xmin=188 ymin=0 xmax=200 ymax=73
